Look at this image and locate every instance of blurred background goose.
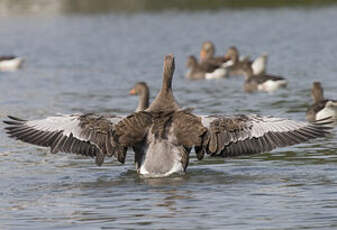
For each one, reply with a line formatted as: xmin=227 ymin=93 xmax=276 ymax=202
xmin=241 ymin=61 xmax=287 ymax=93
xmin=185 ymin=55 xmax=228 ymax=80
xmin=199 ymin=41 xmax=229 ymax=65
xmin=0 ymin=55 xmax=24 ymax=71
xmin=225 ymin=47 xmax=268 ymax=77
xmin=306 ymin=82 xmax=337 ymax=125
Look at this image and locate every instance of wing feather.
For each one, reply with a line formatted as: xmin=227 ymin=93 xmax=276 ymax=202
xmin=4 ymin=114 xmax=127 ymax=165
xmin=200 ymin=114 xmax=331 ymax=157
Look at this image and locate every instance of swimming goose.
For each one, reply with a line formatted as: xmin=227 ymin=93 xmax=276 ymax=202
xmin=0 ymin=56 xmax=24 ymax=71
xmin=306 ymin=82 xmax=337 ymax=125
xmin=200 ymin=41 xmax=229 ymax=66
xmin=225 ymin=47 xmax=268 ymax=77
xmin=242 ymin=62 xmax=287 ymax=93
xmin=186 ymin=55 xmax=228 ymax=80
xmin=4 ymin=55 xmax=331 ymax=177
xmin=185 ymin=41 xmax=231 ymax=80
xmin=223 ymin=46 xmax=247 ymax=76
xmin=129 ymin=82 xmax=150 ymax=111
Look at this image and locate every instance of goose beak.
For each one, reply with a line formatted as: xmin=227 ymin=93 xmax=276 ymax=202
xmin=200 ymin=50 xmax=207 ymax=60
xmin=129 ymin=88 xmax=137 ymax=95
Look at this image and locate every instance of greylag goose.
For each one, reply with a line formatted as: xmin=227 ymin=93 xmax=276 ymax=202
xmin=306 ymin=82 xmax=337 ymax=125
xmin=185 ymin=41 xmax=232 ymax=79
xmin=224 ymin=47 xmax=268 ymax=77
xmin=4 ymin=55 xmax=332 ymax=177
xmin=242 ymin=62 xmax=287 ymax=93
xmin=129 ymin=82 xmax=150 ymax=111
xmin=224 ymin=46 xmax=251 ymax=76
xmin=185 ymin=56 xmax=228 ymax=80
xmin=200 ymin=41 xmax=229 ymax=67
xmin=0 ymin=56 xmax=24 ymax=71
xmin=3 ymin=82 xmax=150 ymax=166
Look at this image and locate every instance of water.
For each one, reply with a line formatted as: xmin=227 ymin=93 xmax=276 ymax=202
xmin=1 ymin=6 xmax=337 ymax=230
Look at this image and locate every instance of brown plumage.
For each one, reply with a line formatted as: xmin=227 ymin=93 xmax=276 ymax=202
xmin=241 ymin=61 xmax=287 ymax=93
xmin=199 ymin=114 xmax=331 ymax=158
xmin=3 ymin=54 xmax=332 ymax=177
xmin=147 ymin=54 xmax=180 ymax=112
xmin=186 ymin=56 xmax=207 ymax=80
xmin=3 ymin=82 xmax=151 ymax=166
xmin=186 ymin=55 xmax=229 ymax=80
xmin=4 ymin=114 xmax=125 ymax=166
xmin=306 ymin=82 xmax=337 ymax=123
xmin=199 ymin=41 xmax=230 ymax=73
xmin=129 ymin=82 xmax=150 ymax=111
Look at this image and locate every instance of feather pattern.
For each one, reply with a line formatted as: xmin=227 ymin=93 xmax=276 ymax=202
xmin=4 ymin=114 xmax=127 ymax=165
xmin=199 ymin=114 xmax=331 ymax=157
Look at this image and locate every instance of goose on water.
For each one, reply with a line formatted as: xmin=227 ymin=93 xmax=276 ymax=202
xmin=187 ymin=42 xmax=267 ymax=80
xmin=185 ymin=55 xmax=229 ymax=80
xmin=0 ymin=56 xmax=24 ymax=71
xmin=199 ymin=41 xmax=229 ymax=67
xmin=185 ymin=41 xmax=231 ymax=80
xmin=306 ymin=82 xmax=337 ymax=125
xmin=4 ymin=54 xmax=332 ymax=177
xmin=224 ymin=46 xmax=268 ymax=77
xmin=241 ymin=61 xmax=288 ymax=93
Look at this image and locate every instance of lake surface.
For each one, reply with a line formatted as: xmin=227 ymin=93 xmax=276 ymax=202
xmin=1 ymin=6 xmax=337 ymax=230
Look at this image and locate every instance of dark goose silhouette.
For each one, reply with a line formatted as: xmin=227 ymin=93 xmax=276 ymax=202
xmin=4 ymin=54 xmax=332 ymax=177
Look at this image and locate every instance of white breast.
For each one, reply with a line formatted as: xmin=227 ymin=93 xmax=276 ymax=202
xmin=0 ymin=58 xmax=23 ymax=71
xmin=138 ymin=133 xmax=185 ymax=177
xmin=139 ymin=156 xmax=184 ymax=177
xmin=258 ymin=80 xmax=288 ymax=93
xmin=205 ymin=68 xmax=228 ymax=79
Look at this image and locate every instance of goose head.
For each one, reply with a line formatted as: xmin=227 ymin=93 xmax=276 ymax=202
xmin=186 ymin=55 xmax=198 ymax=69
xmin=129 ymin=82 xmax=150 ymax=111
xmin=312 ymin=81 xmax=324 ymax=103
xmin=225 ymin=46 xmax=240 ymax=63
xmin=200 ymin=41 xmax=215 ymax=61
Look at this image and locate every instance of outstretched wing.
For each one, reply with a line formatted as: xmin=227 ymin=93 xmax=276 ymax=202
xmin=4 ymin=113 xmax=127 ymax=166
xmin=200 ymin=114 xmax=331 ymax=157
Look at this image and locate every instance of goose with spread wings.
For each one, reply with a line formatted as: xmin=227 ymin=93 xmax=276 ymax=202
xmin=4 ymin=55 xmax=332 ymax=177
xmin=4 ymin=81 xmax=150 ymax=166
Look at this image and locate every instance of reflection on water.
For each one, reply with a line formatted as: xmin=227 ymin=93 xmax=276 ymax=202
xmin=1 ymin=4 xmax=337 ymax=230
